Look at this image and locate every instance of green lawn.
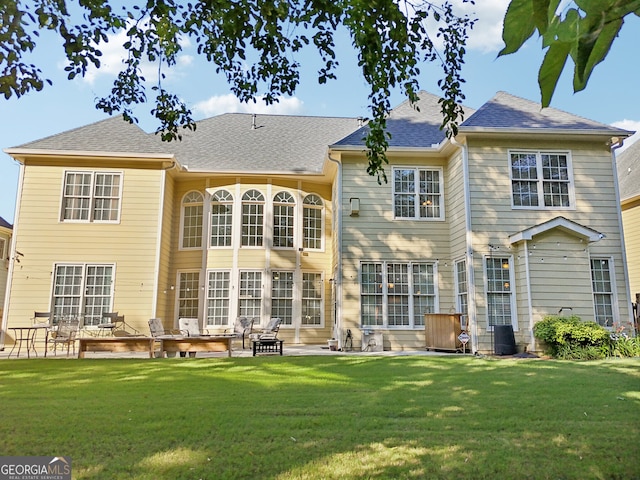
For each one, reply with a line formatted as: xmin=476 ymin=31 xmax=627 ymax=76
xmin=0 ymin=356 xmax=638 ymax=480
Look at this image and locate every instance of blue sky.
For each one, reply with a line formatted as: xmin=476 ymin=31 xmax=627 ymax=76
xmin=1 ymin=1 xmax=639 ymax=224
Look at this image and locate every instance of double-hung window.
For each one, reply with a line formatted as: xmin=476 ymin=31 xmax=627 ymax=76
xmin=361 ymin=261 xmax=436 ymax=327
xmin=241 ymin=190 xmax=264 ymax=247
xmin=510 ymin=151 xmax=572 ymax=208
xmin=302 ymin=272 xmax=323 ymax=326
xmin=303 ymin=194 xmax=323 ymax=250
xmin=178 ymin=271 xmax=200 ymax=318
xmin=52 ymin=263 xmax=114 ymax=326
xmin=181 ymin=192 xmax=203 ymax=249
xmin=210 ymin=190 xmax=233 ymax=247
xmin=455 ymin=259 xmax=469 ymax=328
xmin=393 ymin=167 xmax=444 ymax=220
xmin=206 ymin=271 xmax=230 ymax=326
xmin=271 ymin=271 xmax=294 ymax=325
xmin=239 ymin=271 xmax=263 ymax=318
xmin=62 ymin=171 xmax=121 ymax=222
xmin=273 ymin=192 xmax=295 ymax=248
xmin=591 ymin=258 xmax=615 ymax=327
xmin=485 ymin=257 xmax=514 ymax=327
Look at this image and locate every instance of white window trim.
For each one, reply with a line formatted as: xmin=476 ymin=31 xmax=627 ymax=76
xmin=240 ymin=189 xmax=266 ymax=249
xmin=392 ymin=166 xmax=445 ymax=221
xmin=360 ymin=260 xmax=438 ymax=329
xmin=179 ymin=191 xmax=204 ymax=250
xmin=209 ymin=189 xmax=234 ymax=249
xmin=589 ymin=255 xmax=620 ymax=328
xmin=272 ymin=191 xmax=296 ymax=250
xmin=59 ymin=170 xmax=123 ymax=224
xmin=205 ymin=269 xmax=231 ymax=327
xmin=483 ymin=255 xmax=518 ymax=331
xmin=300 ymin=270 xmax=325 ymax=328
xmin=50 ymin=262 xmax=116 ymax=327
xmin=174 ymin=269 xmax=201 ymax=323
xmin=454 ymin=258 xmax=468 ymax=329
xmin=508 ymin=149 xmax=576 ymax=211
xmin=302 ymin=193 xmax=325 ymax=252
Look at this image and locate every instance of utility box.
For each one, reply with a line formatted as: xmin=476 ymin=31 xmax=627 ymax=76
xmin=361 ymin=330 xmax=383 ymax=352
xmin=425 ymin=313 xmax=463 ymax=352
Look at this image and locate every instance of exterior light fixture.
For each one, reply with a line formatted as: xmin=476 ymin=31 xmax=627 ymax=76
xmin=350 ymin=197 xmax=360 ymax=216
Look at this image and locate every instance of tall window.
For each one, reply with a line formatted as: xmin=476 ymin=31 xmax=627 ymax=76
xmin=273 ymin=191 xmax=295 ymax=248
xmin=62 ymin=171 xmax=121 ymax=222
xmin=485 ymin=257 xmax=513 ymax=327
xmin=239 ymin=271 xmax=262 ymax=319
xmin=303 ymin=194 xmax=323 ymax=250
xmin=178 ymin=272 xmax=200 ymax=318
xmin=302 ymin=272 xmax=323 ymax=326
xmin=206 ymin=271 xmax=230 ymax=326
xmin=271 ymin=271 xmax=294 ymax=325
xmin=455 ymin=260 xmax=468 ymax=328
xmin=0 ymin=237 xmax=6 ymax=260
xmin=181 ymin=191 xmax=203 ymax=249
xmin=591 ymin=258 xmax=614 ymax=327
xmin=241 ymin=190 xmax=264 ymax=247
xmin=510 ymin=151 xmax=572 ymax=208
xmin=210 ymin=190 xmax=233 ymax=247
xmin=393 ymin=167 xmax=443 ymax=220
xmin=361 ymin=261 xmax=435 ymax=327
xmin=52 ymin=264 xmax=114 ymax=326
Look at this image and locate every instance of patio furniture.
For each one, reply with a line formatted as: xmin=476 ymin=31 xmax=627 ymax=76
xmin=178 ymin=318 xmax=211 ymax=337
xmin=160 ymin=336 xmax=233 ymax=358
xmin=78 ymin=337 xmax=155 ymax=358
xmin=148 ymin=318 xmax=183 ymax=339
xmin=98 ymin=312 xmax=139 ymax=336
xmin=250 ymin=317 xmax=281 ymax=341
xmin=225 ymin=317 xmax=254 ymax=349
xmin=252 ymin=338 xmax=284 ymax=356
xmin=45 ymin=318 xmax=80 ymax=357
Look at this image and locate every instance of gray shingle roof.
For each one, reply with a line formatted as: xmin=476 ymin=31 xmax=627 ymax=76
xmin=14 ymin=116 xmax=169 ymax=155
xmin=461 ymin=91 xmax=629 ymax=134
xmin=0 ymin=216 xmax=12 ymax=229
xmin=333 ymin=91 xmax=474 ymax=148
xmin=172 ymin=113 xmax=361 ymax=173
xmin=617 ymin=140 xmax=640 ymax=201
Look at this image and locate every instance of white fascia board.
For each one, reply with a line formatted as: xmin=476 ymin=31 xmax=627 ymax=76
xmin=3 ymin=148 xmax=175 ymax=160
xmin=509 ymin=216 xmax=603 ymax=244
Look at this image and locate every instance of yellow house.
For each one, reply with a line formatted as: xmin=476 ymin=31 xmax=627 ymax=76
xmin=618 ymin=140 xmax=640 ymax=328
xmin=1 ymin=91 xmax=635 ymax=353
xmin=0 ymin=216 xmax=11 ymax=321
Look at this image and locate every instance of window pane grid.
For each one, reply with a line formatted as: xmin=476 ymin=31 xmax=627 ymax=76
xmin=302 ymin=272 xmax=322 ymax=325
xmin=241 ymin=190 xmax=264 ymax=247
xmin=93 ymin=173 xmax=121 ymax=221
xmin=591 ymin=259 xmax=614 ymax=327
xmin=206 ymin=271 xmax=230 ymax=326
xmin=211 ymin=190 xmax=233 ymax=247
xmin=272 ymin=271 xmax=293 ymax=325
xmin=511 ymin=151 xmax=571 ymax=208
xmin=486 ymin=257 xmax=512 ymax=327
xmin=179 ymin=272 xmax=200 ymax=318
xmin=62 ymin=172 xmax=92 ymax=220
xmin=393 ymin=168 xmax=442 ymax=219
xmin=53 ymin=264 xmax=113 ymax=326
xmin=239 ymin=271 xmax=262 ymax=318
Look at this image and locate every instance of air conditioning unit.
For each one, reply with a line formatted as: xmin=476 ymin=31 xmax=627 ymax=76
xmin=361 ymin=330 xmax=383 ymax=352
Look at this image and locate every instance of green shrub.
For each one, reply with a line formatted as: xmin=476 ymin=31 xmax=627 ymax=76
xmin=534 ymin=315 xmax=611 ymax=358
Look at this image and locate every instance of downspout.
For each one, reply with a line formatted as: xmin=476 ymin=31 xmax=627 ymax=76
xmin=327 ymin=150 xmax=343 ymax=348
xmin=450 ymin=136 xmax=478 ymax=353
xmin=1 ymin=162 xmax=25 ymax=349
xmin=610 ymin=137 xmax=635 ymax=332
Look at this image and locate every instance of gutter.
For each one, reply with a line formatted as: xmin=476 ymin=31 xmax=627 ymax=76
xmin=327 ymin=150 xmax=343 ymax=348
xmin=449 ymin=136 xmax=478 ymax=354
xmin=0 ymin=163 xmax=25 ymax=349
xmin=610 ymin=137 xmax=636 ymax=331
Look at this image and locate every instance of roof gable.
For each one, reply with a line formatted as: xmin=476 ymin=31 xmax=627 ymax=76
xmin=14 ymin=116 xmax=168 ymax=155
xmin=333 ymin=90 xmax=474 ymax=148
xmin=508 ymin=216 xmax=603 ymax=244
xmin=617 ymin=140 xmax=640 ymax=201
xmin=461 ymin=91 xmax=630 ymax=135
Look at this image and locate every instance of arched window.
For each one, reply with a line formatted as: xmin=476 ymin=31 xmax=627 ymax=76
xmin=181 ymin=191 xmax=203 ymax=249
xmin=211 ymin=189 xmax=233 ymax=247
xmin=303 ymin=194 xmax=323 ymax=250
xmin=241 ymin=189 xmax=265 ymax=246
xmin=273 ymin=191 xmax=295 ymax=248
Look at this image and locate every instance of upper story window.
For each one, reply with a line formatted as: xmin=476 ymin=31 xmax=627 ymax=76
xmin=242 ymin=189 xmax=264 ymax=247
xmin=393 ymin=167 xmax=444 ymax=220
xmin=181 ymin=191 xmax=203 ymax=249
xmin=303 ymin=194 xmax=323 ymax=250
xmin=62 ymin=171 xmax=121 ymax=222
xmin=510 ymin=151 xmax=573 ymax=209
xmin=210 ymin=190 xmax=233 ymax=247
xmin=273 ymin=191 xmax=295 ymax=248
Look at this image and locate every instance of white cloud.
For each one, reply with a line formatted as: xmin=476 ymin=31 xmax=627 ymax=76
xmin=193 ymin=94 xmax=305 ymax=117
xmin=612 ymin=119 xmax=640 ymax=152
xmin=451 ymin=0 xmax=511 ymax=53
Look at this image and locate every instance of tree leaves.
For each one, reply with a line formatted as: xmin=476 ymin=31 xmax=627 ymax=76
xmin=501 ymin=0 xmax=640 ymax=107
xmin=1 ymin=0 xmax=476 ymax=182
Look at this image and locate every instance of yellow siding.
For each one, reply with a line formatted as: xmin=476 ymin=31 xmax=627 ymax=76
xmin=6 ymin=165 xmax=164 ymax=335
xmin=622 ymin=200 xmax=640 ymax=298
